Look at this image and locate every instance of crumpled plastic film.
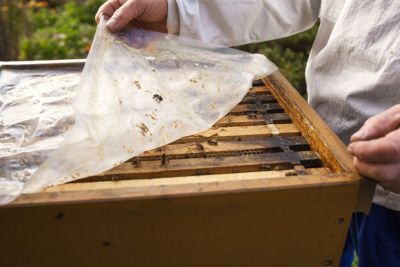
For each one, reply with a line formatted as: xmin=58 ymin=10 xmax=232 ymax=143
xmin=0 ymin=69 xmax=80 ymax=204
xmin=1 ymin=19 xmax=277 ymax=204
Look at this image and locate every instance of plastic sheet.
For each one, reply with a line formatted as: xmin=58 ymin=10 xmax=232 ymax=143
xmin=0 ymin=69 xmax=80 ymax=204
xmin=0 ymin=19 xmax=277 ymax=204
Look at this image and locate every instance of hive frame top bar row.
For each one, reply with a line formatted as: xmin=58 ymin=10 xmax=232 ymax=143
xmin=0 ymin=59 xmax=374 ymax=213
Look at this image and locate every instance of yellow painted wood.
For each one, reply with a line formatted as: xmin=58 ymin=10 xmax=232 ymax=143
xmin=0 ymin=183 xmax=357 ymax=267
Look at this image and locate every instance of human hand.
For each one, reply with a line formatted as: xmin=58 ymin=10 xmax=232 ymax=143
xmin=348 ymin=105 xmax=400 ymax=193
xmin=95 ymin=0 xmax=168 ymax=33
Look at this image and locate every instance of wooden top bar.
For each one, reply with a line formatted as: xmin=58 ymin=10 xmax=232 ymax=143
xmin=0 ymin=60 xmax=374 ymax=212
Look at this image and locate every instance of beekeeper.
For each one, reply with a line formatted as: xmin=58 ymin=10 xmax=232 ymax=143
xmin=96 ymin=1 xmax=400 ymax=266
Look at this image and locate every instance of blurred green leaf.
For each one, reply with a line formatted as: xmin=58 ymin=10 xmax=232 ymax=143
xmin=19 ymin=0 xmax=102 ymax=60
xmin=15 ymin=0 xmax=318 ymax=95
xmin=237 ymin=24 xmax=318 ymax=94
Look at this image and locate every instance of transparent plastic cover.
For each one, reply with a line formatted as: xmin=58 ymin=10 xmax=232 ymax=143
xmin=0 ymin=19 xmax=277 ymax=205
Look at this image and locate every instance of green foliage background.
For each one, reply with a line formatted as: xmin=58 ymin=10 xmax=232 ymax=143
xmin=237 ymin=25 xmax=318 ymax=94
xmin=19 ymin=0 xmax=101 ymax=59
xmin=0 ymin=0 xmax=318 ymax=93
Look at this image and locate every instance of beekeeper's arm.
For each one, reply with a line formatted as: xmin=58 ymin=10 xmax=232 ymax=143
xmin=168 ymin=0 xmax=320 ymax=46
xmin=96 ymin=0 xmax=321 ymax=46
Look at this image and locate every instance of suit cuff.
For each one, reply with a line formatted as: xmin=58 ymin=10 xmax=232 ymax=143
xmin=167 ymin=0 xmax=180 ymax=34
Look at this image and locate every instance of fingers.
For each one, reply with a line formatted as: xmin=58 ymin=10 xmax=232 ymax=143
xmin=348 ymin=128 xmax=400 ymax=163
xmin=106 ymin=0 xmax=144 ymax=32
xmin=351 ymin=104 xmax=400 ymax=142
xmin=95 ymin=0 xmax=140 ymax=31
xmin=353 ymin=157 xmax=400 ymax=193
xmin=350 ymin=104 xmax=400 ymax=193
xmin=95 ymin=0 xmax=126 ymax=24
xmin=95 ymin=0 xmax=168 ymax=33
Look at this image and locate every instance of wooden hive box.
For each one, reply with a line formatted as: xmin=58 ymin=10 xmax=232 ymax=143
xmin=0 ymin=60 xmax=374 ymax=267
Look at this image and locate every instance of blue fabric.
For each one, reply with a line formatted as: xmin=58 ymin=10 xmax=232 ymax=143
xmin=340 ymin=203 xmax=400 ymax=267
xmin=340 ymin=233 xmax=354 ymax=267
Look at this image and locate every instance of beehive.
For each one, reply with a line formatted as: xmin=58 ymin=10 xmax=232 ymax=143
xmin=0 ymin=60 xmax=374 ymax=267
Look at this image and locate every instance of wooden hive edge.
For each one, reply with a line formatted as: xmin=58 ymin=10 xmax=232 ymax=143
xmin=264 ymin=71 xmax=375 ymax=213
xmin=7 ymin=170 xmax=356 ymax=208
xmin=0 ymin=59 xmax=85 ymax=70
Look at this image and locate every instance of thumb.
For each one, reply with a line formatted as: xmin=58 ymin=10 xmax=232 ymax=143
xmin=351 ymin=105 xmax=400 ymax=142
xmin=106 ymin=0 xmax=143 ymax=32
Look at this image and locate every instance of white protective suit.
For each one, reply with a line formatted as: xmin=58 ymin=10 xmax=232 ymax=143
xmin=166 ymin=0 xmax=400 ymax=211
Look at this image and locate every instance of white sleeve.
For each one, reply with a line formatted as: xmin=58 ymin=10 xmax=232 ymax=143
xmin=167 ymin=0 xmax=321 ymax=46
